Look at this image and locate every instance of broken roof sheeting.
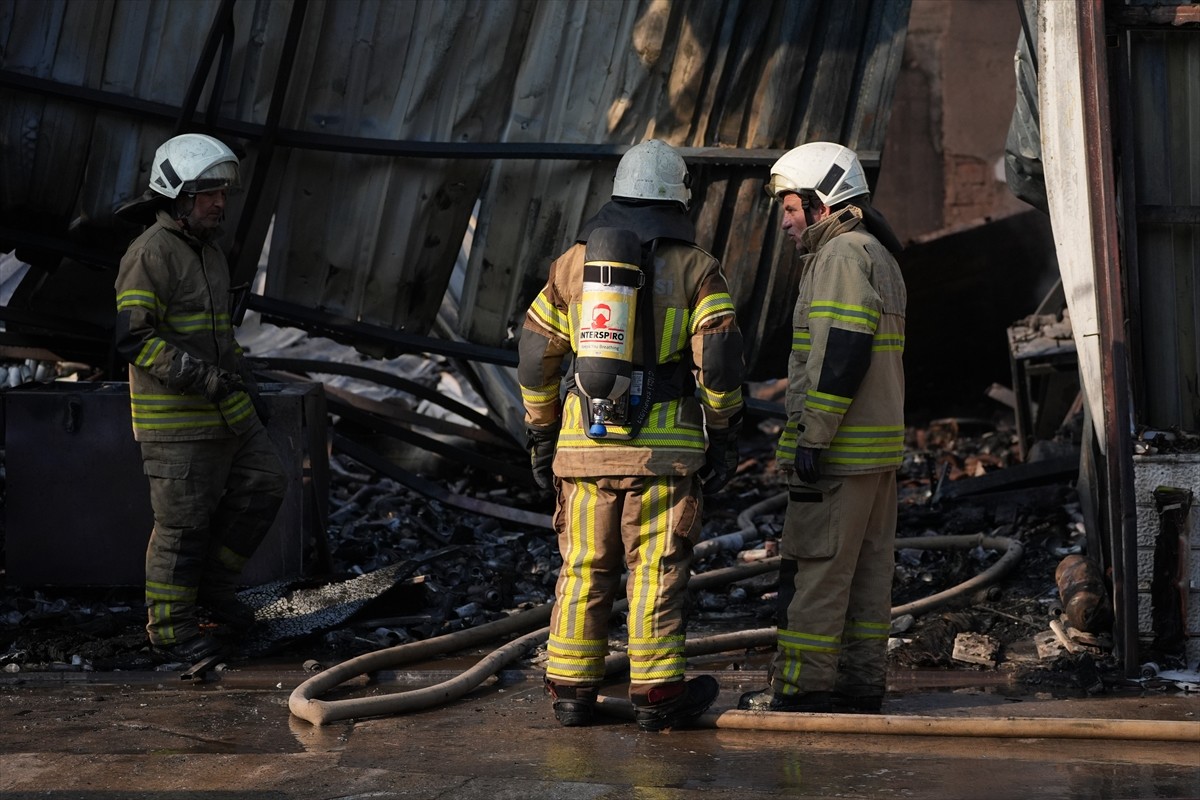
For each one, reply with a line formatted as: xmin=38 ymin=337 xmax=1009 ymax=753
xmin=266 ymin=0 xmax=536 ymax=338
xmin=459 ymin=0 xmax=911 ymax=375
xmin=1122 ymin=27 xmax=1200 ymax=431
xmin=0 ymin=0 xmax=910 ymax=377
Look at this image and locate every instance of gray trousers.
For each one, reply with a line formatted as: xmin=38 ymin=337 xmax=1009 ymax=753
xmin=141 ymin=427 xmax=287 ymax=645
xmin=772 ymin=470 xmax=897 ymax=695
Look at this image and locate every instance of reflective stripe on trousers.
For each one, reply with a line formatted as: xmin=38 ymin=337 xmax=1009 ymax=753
xmin=546 ymin=474 xmax=700 ymax=691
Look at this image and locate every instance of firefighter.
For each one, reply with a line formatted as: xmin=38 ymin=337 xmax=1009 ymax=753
xmin=114 ymin=133 xmax=287 ymax=663
xmin=518 ymin=139 xmax=745 ymax=731
xmin=738 ymin=142 xmax=906 ymax=714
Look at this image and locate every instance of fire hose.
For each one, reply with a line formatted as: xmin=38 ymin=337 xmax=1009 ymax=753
xmin=287 ymin=495 xmax=1195 ymax=741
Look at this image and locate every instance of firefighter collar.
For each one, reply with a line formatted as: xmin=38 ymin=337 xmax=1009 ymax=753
xmin=577 ymin=200 xmax=696 ymax=245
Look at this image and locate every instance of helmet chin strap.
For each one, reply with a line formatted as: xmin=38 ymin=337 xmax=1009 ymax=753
xmin=172 ymin=194 xmax=196 ymax=224
xmin=171 ymin=194 xmax=222 ymax=239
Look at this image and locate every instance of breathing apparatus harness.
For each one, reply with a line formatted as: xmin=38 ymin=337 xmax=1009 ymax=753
xmin=569 ymin=201 xmax=697 ymax=440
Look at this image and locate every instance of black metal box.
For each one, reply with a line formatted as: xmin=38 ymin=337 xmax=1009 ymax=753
xmin=3 ymin=381 xmax=328 ymax=587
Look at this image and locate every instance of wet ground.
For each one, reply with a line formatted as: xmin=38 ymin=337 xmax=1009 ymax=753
xmin=3 ymin=402 xmax=1199 ymax=796
xmin=1 ymin=656 xmax=1197 ymax=800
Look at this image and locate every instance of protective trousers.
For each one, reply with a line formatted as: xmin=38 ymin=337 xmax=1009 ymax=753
xmin=772 ymin=470 xmax=897 ymax=696
xmin=546 ymin=474 xmax=701 ymax=694
xmin=141 ymin=427 xmax=287 ymax=645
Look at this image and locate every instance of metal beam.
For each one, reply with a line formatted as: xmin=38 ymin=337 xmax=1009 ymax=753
xmin=0 ymin=71 xmax=878 ymax=167
xmin=249 ymin=294 xmax=519 ymax=367
xmin=1111 ymin=5 xmax=1200 ymax=29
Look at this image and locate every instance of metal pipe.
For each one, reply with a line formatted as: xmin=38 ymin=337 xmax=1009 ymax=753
xmin=593 ymin=696 xmax=1200 ymax=742
xmin=1077 ymin=0 xmax=1141 ymax=678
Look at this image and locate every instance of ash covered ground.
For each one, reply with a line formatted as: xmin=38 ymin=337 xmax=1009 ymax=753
xmin=0 ymin=400 xmax=1126 ymax=696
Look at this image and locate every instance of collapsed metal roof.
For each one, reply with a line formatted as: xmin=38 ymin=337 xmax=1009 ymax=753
xmin=0 ymin=0 xmax=911 ymax=381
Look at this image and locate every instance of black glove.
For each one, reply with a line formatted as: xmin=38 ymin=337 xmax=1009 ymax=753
xmin=174 ymin=353 xmax=244 ymax=402
xmin=793 ymin=446 xmax=822 ymax=484
xmin=526 ymin=426 xmax=559 ymax=491
xmin=202 ymin=369 xmax=245 ymax=402
xmin=699 ymin=420 xmax=741 ymax=496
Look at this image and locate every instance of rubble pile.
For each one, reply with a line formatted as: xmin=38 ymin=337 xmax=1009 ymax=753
xmin=0 ymin=406 xmax=1128 ymax=694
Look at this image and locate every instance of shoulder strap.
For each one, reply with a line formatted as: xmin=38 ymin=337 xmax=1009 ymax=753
xmin=625 ymin=240 xmax=659 ymax=437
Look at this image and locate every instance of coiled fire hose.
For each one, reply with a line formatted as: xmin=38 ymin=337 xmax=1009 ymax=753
xmin=287 ymin=493 xmax=1198 ymax=741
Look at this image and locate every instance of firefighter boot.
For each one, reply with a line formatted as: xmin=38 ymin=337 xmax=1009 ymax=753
xmin=199 ymin=561 xmax=256 ymax=634
xmin=152 ymin=632 xmax=228 ymax=665
xmin=545 ymin=679 xmax=598 ymax=727
xmin=631 ymin=676 xmax=720 ymax=732
xmin=737 ymin=688 xmax=833 ymax=712
xmin=199 ymin=589 xmax=256 ymax=633
xmin=831 ymin=684 xmax=885 ymax=713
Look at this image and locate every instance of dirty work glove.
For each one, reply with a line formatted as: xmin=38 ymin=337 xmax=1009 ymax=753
xmin=174 ymin=353 xmax=245 ymax=402
xmin=793 ymin=446 xmax=821 ymax=484
xmin=699 ymin=418 xmax=741 ymax=496
xmin=199 ymin=368 xmax=245 ymax=402
xmin=526 ymin=425 xmax=559 ymax=491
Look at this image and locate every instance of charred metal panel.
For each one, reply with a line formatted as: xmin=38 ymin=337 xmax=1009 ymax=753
xmin=1 ymin=0 xmax=908 ymax=380
xmin=3 ymin=381 xmax=328 ymax=587
xmin=1119 ymin=27 xmax=1200 ymax=432
xmin=461 ymin=0 xmax=911 ymax=378
xmin=265 ymin=0 xmax=537 ymax=341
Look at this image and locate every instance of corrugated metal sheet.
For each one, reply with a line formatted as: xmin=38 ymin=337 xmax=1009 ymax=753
xmin=0 ymin=0 xmax=910 ymax=378
xmin=460 ymin=0 xmax=910 ymax=378
xmin=1121 ymin=25 xmax=1200 ymax=431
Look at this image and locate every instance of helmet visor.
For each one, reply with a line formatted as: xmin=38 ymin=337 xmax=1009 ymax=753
xmin=765 ymin=172 xmax=807 ymax=199
xmin=181 ymin=161 xmax=240 ymax=195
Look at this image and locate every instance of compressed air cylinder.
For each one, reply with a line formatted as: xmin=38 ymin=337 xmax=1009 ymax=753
xmin=576 ymin=227 xmax=643 ymax=436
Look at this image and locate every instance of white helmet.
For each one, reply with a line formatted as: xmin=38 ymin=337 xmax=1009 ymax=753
xmin=612 ymin=139 xmax=691 ymax=210
xmin=765 ymin=142 xmax=868 ymax=207
xmin=149 ymin=133 xmax=240 ymax=199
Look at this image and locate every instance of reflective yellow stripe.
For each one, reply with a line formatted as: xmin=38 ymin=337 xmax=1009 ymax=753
xmin=872 ymin=333 xmax=905 ymax=351
xmin=844 ymin=620 xmax=890 ymax=641
xmin=135 ymin=338 xmax=166 ymax=368
xmin=809 ymin=300 xmax=879 ymax=330
xmin=697 ymin=383 xmax=743 ymax=412
xmin=628 ymin=634 xmax=686 ymax=683
xmin=778 ymin=628 xmax=841 ymax=653
xmin=146 ymin=581 xmax=198 ymax=602
xmin=660 ymin=307 xmax=688 ymax=361
xmin=117 ymin=289 xmax=163 ymax=313
xmin=130 ymin=391 xmax=253 ymax=431
xmin=691 ymin=292 xmax=735 ymax=333
xmin=806 ymin=389 xmax=851 ymax=414
xmin=529 ymin=294 xmax=570 ymax=338
xmin=546 ymin=633 xmax=607 ymax=682
xmin=520 ymin=383 xmax=559 ymax=406
xmin=166 ymin=311 xmax=232 ymax=334
xmin=558 ymin=396 xmax=704 ymax=450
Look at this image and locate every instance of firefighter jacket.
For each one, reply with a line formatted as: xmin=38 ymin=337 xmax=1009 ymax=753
xmin=114 ymin=210 xmax=258 ymax=442
xmin=775 ymin=207 xmax=906 ymax=475
xmin=519 ymin=206 xmax=744 ymax=478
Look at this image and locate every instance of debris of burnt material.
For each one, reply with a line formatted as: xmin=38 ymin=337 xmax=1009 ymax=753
xmin=886 ymin=415 xmax=1122 ymax=692
xmin=0 ymin=399 xmax=1124 ymax=697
